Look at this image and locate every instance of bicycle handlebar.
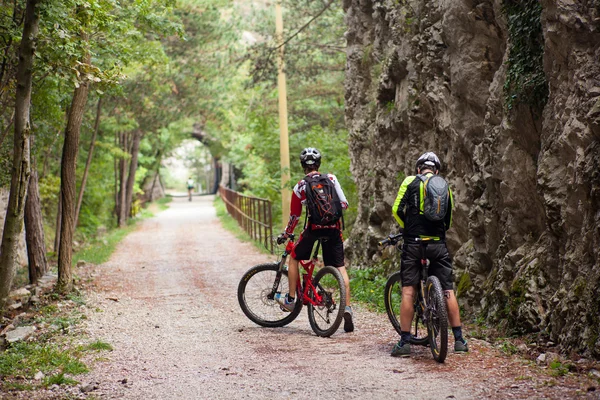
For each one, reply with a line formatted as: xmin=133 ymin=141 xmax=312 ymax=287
xmin=378 ymin=233 xmax=403 ymax=247
xmin=277 ymin=233 xmax=295 ymax=245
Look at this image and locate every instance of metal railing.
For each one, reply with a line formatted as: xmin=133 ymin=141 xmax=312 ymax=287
xmin=218 ymin=185 xmax=274 ymax=254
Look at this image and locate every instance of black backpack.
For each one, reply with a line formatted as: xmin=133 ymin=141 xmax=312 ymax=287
xmin=304 ymin=174 xmax=343 ymax=226
xmin=417 ymin=174 xmax=450 ymax=221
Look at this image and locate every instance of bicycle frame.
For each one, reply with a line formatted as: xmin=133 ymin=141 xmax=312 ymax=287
xmin=270 ymin=236 xmax=326 ymax=307
xmin=415 ymin=239 xmax=433 ymax=328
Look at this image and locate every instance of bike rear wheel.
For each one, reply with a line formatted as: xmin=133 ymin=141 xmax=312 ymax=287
xmin=307 ymin=266 xmax=346 ymax=337
xmin=425 ymin=275 xmax=449 ymax=363
xmin=384 ymin=272 xmax=428 ymax=345
xmin=238 ymin=263 xmax=302 ymax=327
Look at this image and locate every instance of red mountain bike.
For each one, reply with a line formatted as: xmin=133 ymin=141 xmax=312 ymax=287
xmin=379 ymin=233 xmax=449 ymax=363
xmin=237 ymin=234 xmax=346 ymax=337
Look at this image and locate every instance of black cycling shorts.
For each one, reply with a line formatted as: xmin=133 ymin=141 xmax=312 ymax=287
xmin=400 ymin=242 xmax=454 ymax=291
xmin=291 ymin=228 xmax=344 ymax=267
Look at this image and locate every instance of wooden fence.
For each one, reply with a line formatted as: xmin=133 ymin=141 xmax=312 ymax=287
xmin=218 ymin=186 xmax=273 ymax=254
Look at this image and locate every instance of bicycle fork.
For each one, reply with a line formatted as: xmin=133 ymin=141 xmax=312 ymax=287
xmin=418 ymin=247 xmax=430 ymax=325
xmin=268 ymin=254 xmax=289 ymax=300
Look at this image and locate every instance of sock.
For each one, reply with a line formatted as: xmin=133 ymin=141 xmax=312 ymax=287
xmin=452 ymin=326 xmax=464 ymax=342
xmin=400 ymin=331 xmax=411 ymax=344
xmin=286 ymin=294 xmax=295 ymax=303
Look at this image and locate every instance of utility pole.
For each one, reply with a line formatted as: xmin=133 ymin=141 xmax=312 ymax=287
xmin=275 ymin=0 xmax=291 ymax=229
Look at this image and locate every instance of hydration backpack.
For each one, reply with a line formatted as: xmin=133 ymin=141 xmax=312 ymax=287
xmin=417 ymin=174 xmax=450 ymax=221
xmin=304 ymin=174 xmax=343 ymax=226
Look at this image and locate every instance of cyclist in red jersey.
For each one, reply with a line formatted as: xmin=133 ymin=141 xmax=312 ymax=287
xmin=276 ymin=147 xmax=354 ymax=332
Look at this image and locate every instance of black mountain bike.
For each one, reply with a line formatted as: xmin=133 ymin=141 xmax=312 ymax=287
xmin=379 ymin=233 xmax=449 ymax=363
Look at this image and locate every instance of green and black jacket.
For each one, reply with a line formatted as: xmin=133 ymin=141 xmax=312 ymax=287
xmin=392 ymin=172 xmax=453 ymax=240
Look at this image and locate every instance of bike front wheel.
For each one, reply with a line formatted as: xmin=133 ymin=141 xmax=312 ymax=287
xmin=307 ymin=266 xmax=346 ymax=337
xmin=238 ymin=263 xmax=303 ymax=327
xmin=384 ymin=272 xmax=428 ymax=345
xmin=425 ymin=275 xmax=449 ymax=363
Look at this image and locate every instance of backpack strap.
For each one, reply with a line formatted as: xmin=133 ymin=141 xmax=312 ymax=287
xmin=302 ymin=174 xmax=311 ymax=230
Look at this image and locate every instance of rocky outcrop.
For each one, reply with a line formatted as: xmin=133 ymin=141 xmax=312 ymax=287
xmin=343 ymin=0 xmax=600 ymax=357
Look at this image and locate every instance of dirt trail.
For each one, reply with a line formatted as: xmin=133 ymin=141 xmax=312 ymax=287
xmin=81 ymin=196 xmax=596 ymax=399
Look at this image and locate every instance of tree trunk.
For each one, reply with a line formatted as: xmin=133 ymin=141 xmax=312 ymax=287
xmin=57 ymin=53 xmax=91 ymax=294
xmin=0 ymin=0 xmax=40 ymax=308
xmin=125 ymin=130 xmax=141 ymax=218
xmin=25 ymin=167 xmax=47 ymax=284
xmin=149 ymin=154 xmax=162 ymax=202
xmin=113 ymin=130 xmax=119 ymax=219
xmin=54 ymin=193 xmax=61 ymax=253
xmin=117 ymin=132 xmax=128 ymax=227
xmin=211 ymin=157 xmax=221 ymax=194
xmin=75 ymin=97 xmax=102 ymax=228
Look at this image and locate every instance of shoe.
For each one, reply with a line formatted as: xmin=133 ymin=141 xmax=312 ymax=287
xmin=343 ymin=306 xmax=354 ymax=332
xmin=391 ymin=341 xmax=411 ymax=357
xmin=274 ymin=293 xmax=295 ymax=312
xmin=454 ymin=339 xmax=469 ymax=353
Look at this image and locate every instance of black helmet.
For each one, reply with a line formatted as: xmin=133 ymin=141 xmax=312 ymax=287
xmin=415 ymin=152 xmax=441 ymax=173
xmin=300 ymin=147 xmax=321 ymax=168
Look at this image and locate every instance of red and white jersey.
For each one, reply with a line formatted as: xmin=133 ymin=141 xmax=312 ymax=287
xmin=284 ymin=171 xmax=349 ymax=235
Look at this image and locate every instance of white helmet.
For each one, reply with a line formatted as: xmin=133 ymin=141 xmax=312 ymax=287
xmin=300 ymin=147 xmax=321 ymax=167
xmin=415 ymin=152 xmax=441 ymax=173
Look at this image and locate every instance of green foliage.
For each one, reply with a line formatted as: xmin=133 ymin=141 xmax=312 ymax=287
xmin=349 ymin=268 xmax=388 ymax=313
xmin=396 ymin=171 xmax=406 ymax=184
xmin=549 ymin=360 xmax=572 ymax=377
xmin=502 ymin=0 xmax=548 ymax=111
xmin=498 ymin=340 xmax=518 ymax=355
xmin=184 ymin=0 xmax=358 ymax=233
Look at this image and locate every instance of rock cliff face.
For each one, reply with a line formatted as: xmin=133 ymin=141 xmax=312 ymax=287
xmin=343 ymin=0 xmax=600 ymax=357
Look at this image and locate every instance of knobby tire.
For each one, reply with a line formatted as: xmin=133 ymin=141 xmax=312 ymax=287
xmin=307 ymin=266 xmax=346 ymax=337
xmin=238 ymin=263 xmax=303 ymax=328
xmin=426 ymin=275 xmax=448 ymax=363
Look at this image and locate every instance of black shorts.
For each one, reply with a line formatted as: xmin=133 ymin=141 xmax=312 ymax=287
xmin=400 ymin=242 xmax=454 ymax=291
xmin=291 ymin=228 xmax=344 ymax=267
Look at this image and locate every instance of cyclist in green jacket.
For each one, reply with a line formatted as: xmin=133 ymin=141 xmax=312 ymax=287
xmin=390 ymin=152 xmax=468 ymax=357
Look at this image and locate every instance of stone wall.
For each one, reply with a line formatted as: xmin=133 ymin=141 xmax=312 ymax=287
xmin=343 ymin=0 xmax=600 ymax=356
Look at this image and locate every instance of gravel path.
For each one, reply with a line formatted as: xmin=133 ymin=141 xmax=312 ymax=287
xmin=79 ymin=196 xmax=598 ymax=399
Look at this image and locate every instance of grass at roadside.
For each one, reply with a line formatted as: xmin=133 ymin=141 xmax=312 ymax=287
xmin=72 ymin=196 xmax=172 ymax=266
xmin=214 ymin=196 xmax=272 ymax=255
xmin=349 ymin=268 xmax=388 ymax=313
xmin=0 ymin=292 xmax=112 ymax=392
xmin=156 ymin=195 xmax=173 ymax=210
xmin=72 ymin=224 xmax=137 ymax=266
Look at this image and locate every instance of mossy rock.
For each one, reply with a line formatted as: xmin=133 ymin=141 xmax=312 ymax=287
xmin=456 ymin=272 xmax=472 ymax=298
